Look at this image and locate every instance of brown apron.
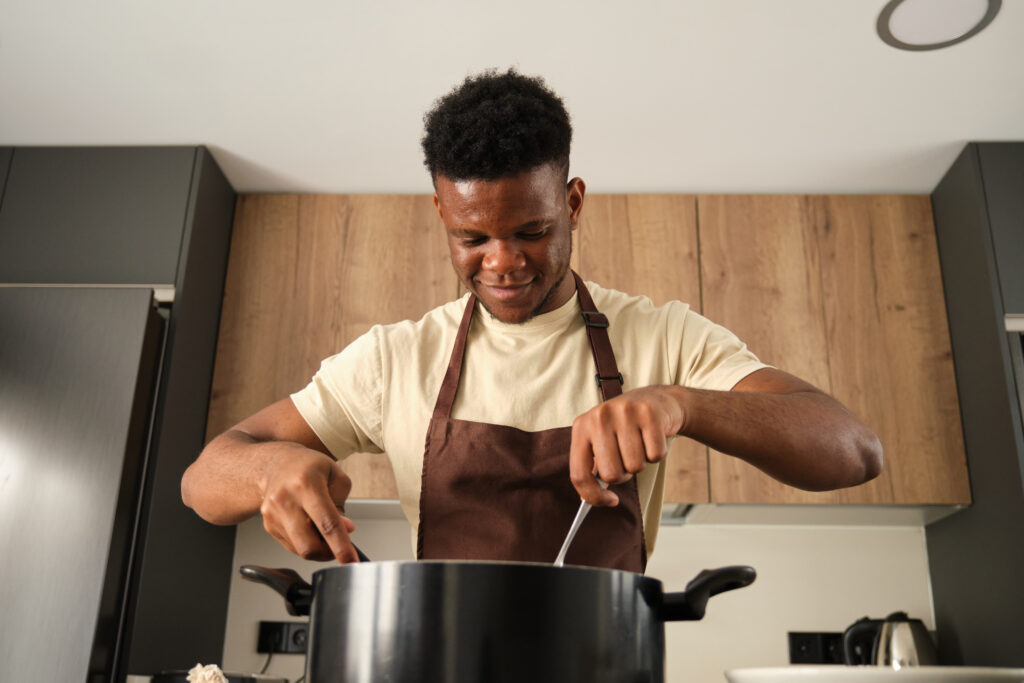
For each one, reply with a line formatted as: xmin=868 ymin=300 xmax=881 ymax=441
xmin=417 ymin=271 xmax=647 ymax=573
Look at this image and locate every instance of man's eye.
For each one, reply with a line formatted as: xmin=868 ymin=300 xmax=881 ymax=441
xmin=463 ymin=237 xmax=487 ymax=246
xmin=519 ymin=230 xmax=546 ymax=240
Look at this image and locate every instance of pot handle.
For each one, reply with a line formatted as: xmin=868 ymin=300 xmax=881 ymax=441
xmin=239 ymin=566 xmax=314 ymax=617
xmin=659 ymin=565 xmax=756 ymax=621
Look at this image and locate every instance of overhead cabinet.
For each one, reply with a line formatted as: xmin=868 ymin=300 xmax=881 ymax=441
xmin=0 ymin=147 xmax=195 ymax=285
xmin=0 ymin=147 xmax=12 ymax=198
xmin=208 ymin=191 xmax=970 ymax=507
xmin=975 ymin=144 xmax=1024 ymax=317
xmin=699 ymin=195 xmax=968 ymax=505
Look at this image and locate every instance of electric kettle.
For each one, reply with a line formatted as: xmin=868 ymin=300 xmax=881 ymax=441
xmin=843 ymin=611 xmax=938 ymax=668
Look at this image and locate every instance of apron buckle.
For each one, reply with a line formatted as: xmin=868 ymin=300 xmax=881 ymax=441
xmin=595 ymin=372 xmax=624 ymax=388
xmin=581 ymin=311 xmax=609 ymax=328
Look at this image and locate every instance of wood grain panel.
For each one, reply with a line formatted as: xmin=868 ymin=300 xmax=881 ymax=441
xmin=578 ymin=194 xmax=708 ymax=503
xmin=817 ymin=196 xmax=969 ymax=504
xmin=206 ymin=194 xmax=458 ymax=499
xmin=700 ymin=195 xmax=854 ymax=503
xmin=701 ymin=195 xmax=968 ymax=505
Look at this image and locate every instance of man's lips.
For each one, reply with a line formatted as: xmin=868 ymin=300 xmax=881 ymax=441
xmin=477 ymin=279 xmax=533 ymax=301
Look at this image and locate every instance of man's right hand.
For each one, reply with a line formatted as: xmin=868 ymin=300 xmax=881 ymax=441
xmin=258 ymin=443 xmax=360 ymax=564
xmin=181 ymin=397 xmax=363 ymax=565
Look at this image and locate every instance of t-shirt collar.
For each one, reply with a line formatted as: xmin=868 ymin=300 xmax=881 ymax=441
xmin=475 ymin=288 xmax=582 ymax=335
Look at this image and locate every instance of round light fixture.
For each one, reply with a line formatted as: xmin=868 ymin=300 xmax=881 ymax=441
xmin=877 ymin=0 xmax=1001 ymax=51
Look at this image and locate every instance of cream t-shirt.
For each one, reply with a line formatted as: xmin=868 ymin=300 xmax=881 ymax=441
xmin=291 ymin=282 xmax=767 ymax=556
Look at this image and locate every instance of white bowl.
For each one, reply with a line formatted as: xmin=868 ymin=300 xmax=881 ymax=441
xmin=724 ymin=666 xmax=1024 ymax=683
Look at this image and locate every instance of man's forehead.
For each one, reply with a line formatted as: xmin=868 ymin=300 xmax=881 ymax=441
xmin=435 ymin=167 xmax=565 ymax=215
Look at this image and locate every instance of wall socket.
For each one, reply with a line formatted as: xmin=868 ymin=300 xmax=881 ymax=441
xmin=788 ymin=632 xmax=844 ymax=664
xmin=258 ymin=620 xmax=309 ymax=654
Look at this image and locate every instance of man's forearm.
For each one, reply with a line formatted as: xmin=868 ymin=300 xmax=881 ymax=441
xmin=671 ymin=385 xmax=883 ymax=491
xmin=181 ymin=430 xmax=280 ymax=525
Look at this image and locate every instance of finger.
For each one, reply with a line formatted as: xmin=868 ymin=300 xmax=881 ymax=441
xmin=591 ymin=420 xmax=629 ymax=486
xmin=305 ymin=494 xmax=359 ymax=564
xmin=570 ymin=422 xmax=618 ymax=506
xmin=640 ymin=423 xmax=670 ymax=463
xmin=616 ymin=425 xmax=648 ymax=475
xmin=277 ymin=510 xmax=335 ymax=561
xmin=261 ymin=493 xmax=334 ymax=561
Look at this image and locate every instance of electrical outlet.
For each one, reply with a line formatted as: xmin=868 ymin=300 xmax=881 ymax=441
xmin=788 ymin=632 xmax=843 ymax=664
xmin=258 ymin=620 xmax=309 ymax=654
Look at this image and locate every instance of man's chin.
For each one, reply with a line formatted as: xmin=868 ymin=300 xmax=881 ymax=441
xmin=477 ymin=299 xmax=535 ymax=325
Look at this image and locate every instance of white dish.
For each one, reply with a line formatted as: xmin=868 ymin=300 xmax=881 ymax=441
xmin=724 ymin=666 xmax=1024 ymax=683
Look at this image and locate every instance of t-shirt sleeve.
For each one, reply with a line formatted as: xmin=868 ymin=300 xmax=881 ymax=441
xmin=671 ymin=305 xmax=771 ymax=391
xmin=289 ymin=327 xmax=385 ymax=458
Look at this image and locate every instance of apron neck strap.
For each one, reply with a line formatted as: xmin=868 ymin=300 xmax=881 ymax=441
xmin=572 ymin=271 xmax=623 ymax=402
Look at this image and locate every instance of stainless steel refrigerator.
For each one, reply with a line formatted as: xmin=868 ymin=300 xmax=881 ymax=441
xmin=0 ymin=287 xmax=165 ymax=682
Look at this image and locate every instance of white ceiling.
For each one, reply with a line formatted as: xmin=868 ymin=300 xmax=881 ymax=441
xmin=2 ymin=1 xmax=1022 ymax=194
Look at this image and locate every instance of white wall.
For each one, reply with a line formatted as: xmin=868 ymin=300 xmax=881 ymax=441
xmin=220 ymin=515 xmax=933 ymax=683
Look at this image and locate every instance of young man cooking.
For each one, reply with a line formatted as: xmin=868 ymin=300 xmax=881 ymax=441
xmin=181 ymin=69 xmax=882 ymax=572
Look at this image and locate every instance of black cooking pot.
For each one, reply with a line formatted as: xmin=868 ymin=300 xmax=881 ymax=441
xmin=242 ymin=554 xmax=755 ymax=683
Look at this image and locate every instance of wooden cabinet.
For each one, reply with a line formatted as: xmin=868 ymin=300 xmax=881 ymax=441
xmin=576 ymin=194 xmax=708 ymax=503
xmin=208 ymin=192 xmax=970 ymax=506
xmin=700 ymin=195 xmax=969 ymax=504
xmin=206 ymin=194 xmax=458 ymax=498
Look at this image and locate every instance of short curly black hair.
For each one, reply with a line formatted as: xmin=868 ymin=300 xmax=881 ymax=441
xmin=421 ymin=68 xmax=572 ymax=182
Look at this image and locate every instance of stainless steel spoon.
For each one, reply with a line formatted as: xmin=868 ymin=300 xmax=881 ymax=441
xmin=553 ymin=478 xmax=608 ymax=567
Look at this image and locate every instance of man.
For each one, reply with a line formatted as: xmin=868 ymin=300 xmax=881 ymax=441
xmin=181 ymin=69 xmax=882 ymax=571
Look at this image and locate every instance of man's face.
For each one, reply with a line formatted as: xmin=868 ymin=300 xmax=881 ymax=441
xmin=433 ymin=163 xmax=585 ymax=324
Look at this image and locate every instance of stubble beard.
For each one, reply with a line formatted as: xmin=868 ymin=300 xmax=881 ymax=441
xmin=474 ymin=255 xmax=573 ymax=325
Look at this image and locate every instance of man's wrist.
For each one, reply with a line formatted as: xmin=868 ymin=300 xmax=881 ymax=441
xmin=663 ymin=384 xmax=692 ymax=437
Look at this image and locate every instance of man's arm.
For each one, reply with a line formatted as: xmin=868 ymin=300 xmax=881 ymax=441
xmin=569 ymin=368 xmax=883 ymax=506
xmin=181 ymin=398 xmax=361 ymax=564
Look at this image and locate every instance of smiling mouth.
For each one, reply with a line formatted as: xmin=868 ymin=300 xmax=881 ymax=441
xmin=478 ymin=280 xmax=533 ymax=302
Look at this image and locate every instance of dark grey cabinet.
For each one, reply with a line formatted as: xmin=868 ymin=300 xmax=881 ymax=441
xmin=0 ymin=146 xmax=238 ymax=681
xmin=0 ymin=147 xmax=12 ymax=198
xmin=0 ymin=147 xmax=199 ymax=285
xmin=977 ymin=145 xmax=1024 ymax=316
xmin=927 ymin=142 xmax=1024 ymax=666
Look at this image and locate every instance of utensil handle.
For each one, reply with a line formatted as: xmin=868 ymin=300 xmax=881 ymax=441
xmin=659 ymin=565 xmax=756 ymax=621
xmin=553 ymin=479 xmax=608 ymax=566
xmin=240 ymin=565 xmax=313 ymax=616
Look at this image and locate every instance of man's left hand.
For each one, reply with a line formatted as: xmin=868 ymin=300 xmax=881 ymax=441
xmin=569 ymin=386 xmax=684 ymax=506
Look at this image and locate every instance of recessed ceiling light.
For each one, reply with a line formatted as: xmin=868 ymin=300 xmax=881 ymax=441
xmin=877 ymin=0 xmax=1001 ymax=51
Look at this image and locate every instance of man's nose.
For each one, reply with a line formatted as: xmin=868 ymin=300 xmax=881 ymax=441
xmin=481 ymin=240 xmax=526 ymax=272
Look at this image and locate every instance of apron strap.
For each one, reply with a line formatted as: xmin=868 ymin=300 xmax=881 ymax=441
xmin=571 ymin=271 xmax=624 ymax=401
xmin=431 ymin=289 xmax=478 ymax=422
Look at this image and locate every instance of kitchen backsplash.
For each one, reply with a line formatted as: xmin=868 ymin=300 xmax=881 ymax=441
xmin=220 ymin=515 xmax=933 ymax=682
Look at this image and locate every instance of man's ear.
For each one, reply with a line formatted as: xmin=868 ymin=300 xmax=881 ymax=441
xmin=567 ymin=177 xmax=586 ymax=228
xmin=432 ymin=193 xmax=443 ymax=220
